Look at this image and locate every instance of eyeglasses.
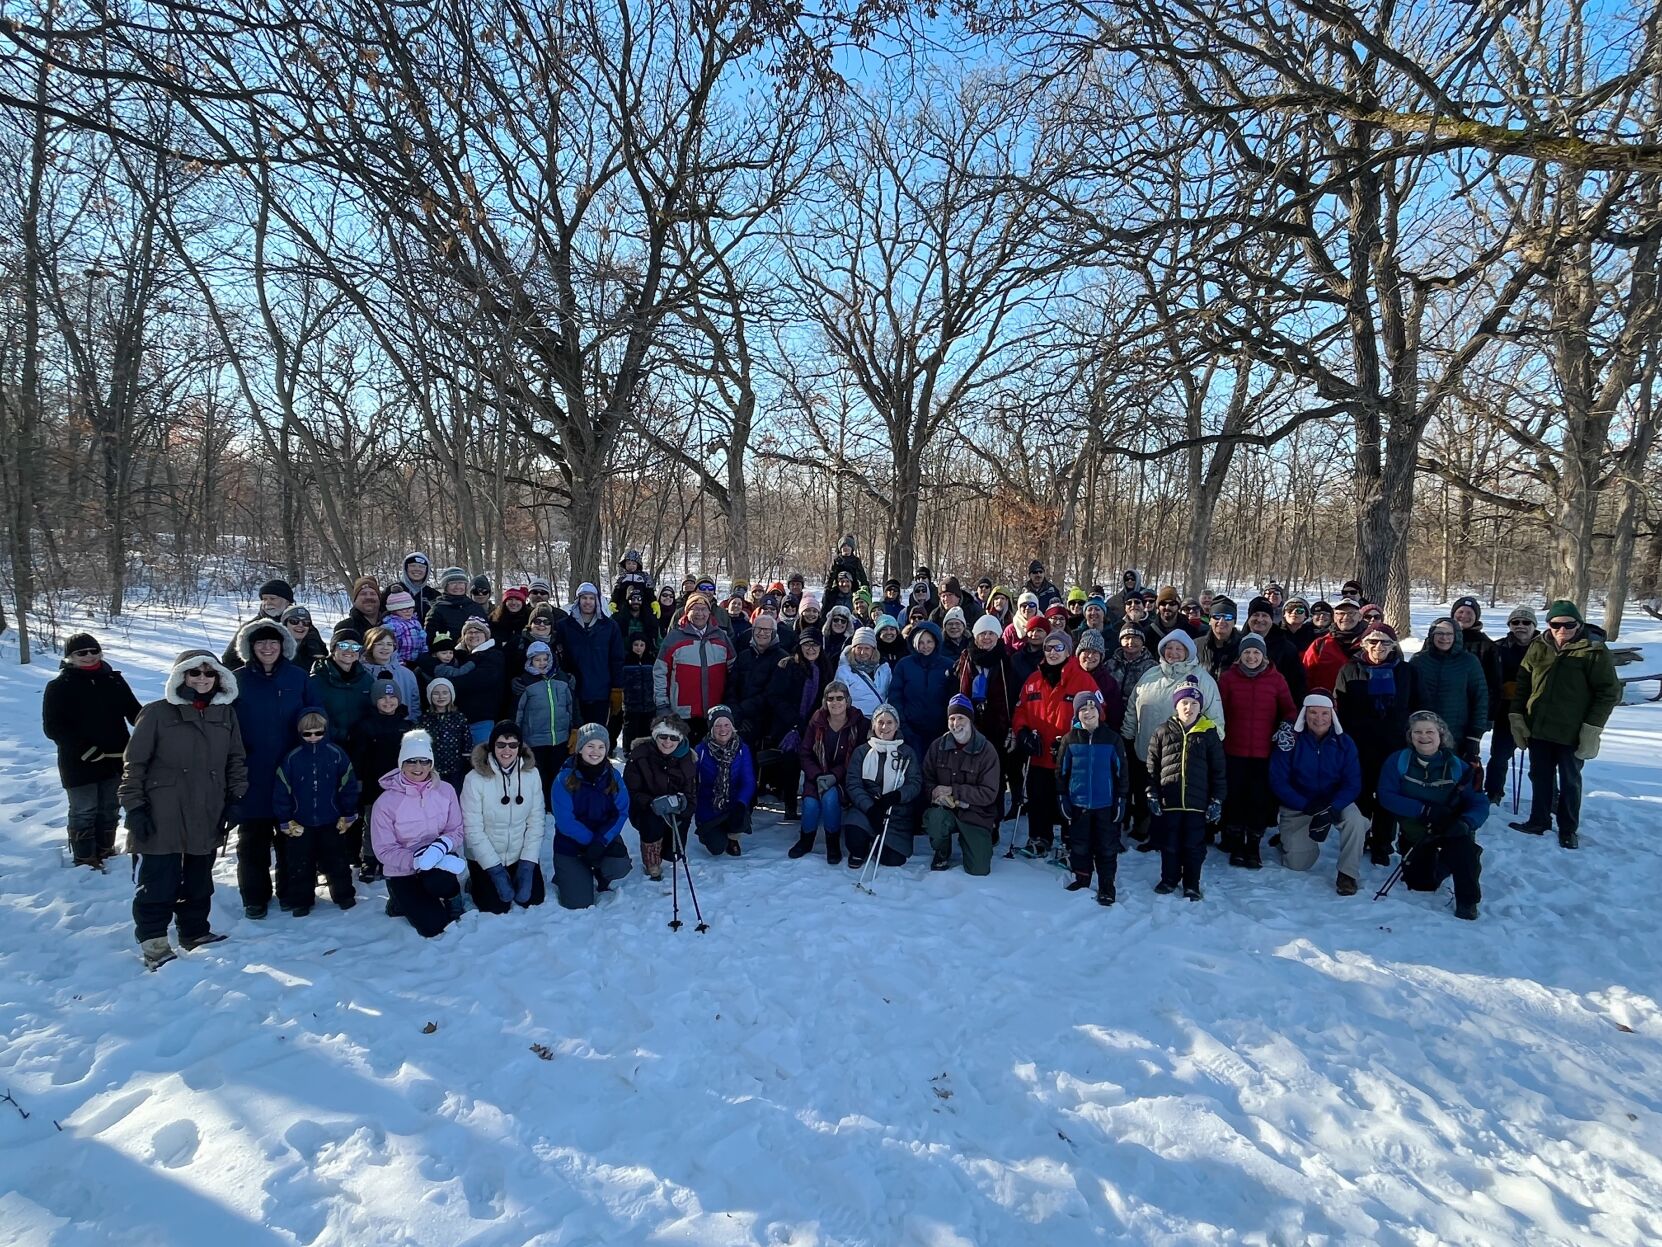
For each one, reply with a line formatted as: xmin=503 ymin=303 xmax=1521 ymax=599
xmin=334 ymin=641 xmax=362 ymax=653
xmin=300 ymin=729 xmax=326 ymax=739
xmin=70 ymin=647 xmax=101 ymax=657
xmin=1362 ymin=638 xmax=1394 ymax=647
xmin=824 ymin=694 xmax=847 ymax=703
xmin=185 ymin=667 xmax=218 ymax=679
xmin=1548 ymin=620 xmax=1578 ymax=631
xmin=1429 ymin=630 xmax=1454 ymax=640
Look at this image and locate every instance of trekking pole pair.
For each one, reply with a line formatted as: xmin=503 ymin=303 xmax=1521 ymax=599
xmin=854 ymin=814 xmax=890 ymax=895
xmin=665 ymin=809 xmax=709 ymax=933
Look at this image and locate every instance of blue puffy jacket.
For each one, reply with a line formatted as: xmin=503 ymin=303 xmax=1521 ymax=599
xmin=232 ymin=650 xmax=309 ymax=821
xmin=694 ymin=740 xmax=757 ymax=823
xmin=273 ymin=711 xmax=361 ymax=826
xmin=888 ymin=622 xmax=955 ymax=756
xmin=1057 ymin=723 xmax=1126 ymax=816
xmin=1375 ymin=746 xmax=1489 ymax=849
xmin=556 ymin=611 xmax=625 ymax=702
xmin=548 ymin=757 xmax=629 ymax=853
xmin=1268 ymin=723 xmax=1361 ymax=814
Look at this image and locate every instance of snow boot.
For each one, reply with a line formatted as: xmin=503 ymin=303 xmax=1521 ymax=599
xmin=180 ymin=931 xmax=228 ymax=951
xmin=1096 ymin=885 xmax=1115 ymax=906
xmin=1066 ymin=875 xmax=1091 ymax=892
xmin=244 ymin=903 xmax=268 ymax=920
xmin=359 ymin=862 xmax=383 ymax=883
xmin=642 ymin=840 xmax=663 ymax=880
xmin=1455 ymin=901 xmax=1479 ymax=921
xmin=291 ymin=905 xmax=312 ymax=918
xmin=1509 ymin=819 xmax=1549 ymax=835
xmin=826 ymin=833 xmax=842 ymax=866
xmin=1242 ymin=832 xmax=1264 ymax=869
xmin=1154 ymin=879 xmax=1177 ymax=895
xmin=1226 ymin=826 xmax=1250 ymax=867
xmin=384 ymin=895 xmax=404 ymax=918
xmin=1184 ymin=885 xmax=1204 ymax=902
xmin=1367 ymin=828 xmax=1392 ymax=867
xmin=726 ymin=838 xmax=742 ymax=857
xmin=1335 ymin=872 xmax=1358 ymax=897
xmin=140 ymin=938 xmax=176 ymax=971
xmin=1559 ymin=830 xmax=1579 ymax=850
xmin=787 ymin=833 xmax=815 ymax=860
xmin=930 ymin=849 xmax=952 ymax=871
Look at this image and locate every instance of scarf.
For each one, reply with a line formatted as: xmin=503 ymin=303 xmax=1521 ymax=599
xmin=1361 ymin=653 xmax=1398 ymax=712
xmin=847 ymin=652 xmax=882 ymax=677
xmin=704 ymin=734 xmax=741 ymax=809
xmin=1237 ymin=658 xmax=1267 ymax=679
xmin=798 ymin=662 xmax=822 ymax=725
xmin=861 ymin=735 xmax=906 ymax=794
xmin=1039 ymin=660 xmax=1063 ymax=687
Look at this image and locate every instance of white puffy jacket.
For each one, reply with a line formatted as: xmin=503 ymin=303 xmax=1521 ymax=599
xmin=460 ymin=745 xmax=547 ymax=869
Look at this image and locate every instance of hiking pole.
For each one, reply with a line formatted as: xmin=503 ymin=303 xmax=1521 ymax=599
xmin=1004 ymin=762 xmax=1028 ymax=858
xmin=1374 ymin=834 xmax=1445 ymax=900
xmin=671 ymin=811 xmax=709 ymax=933
xmin=667 ymin=818 xmax=683 ymax=931
xmin=855 ymin=814 xmax=889 ymax=894
xmin=1510 ymin=752 xmax=1524 ymax=816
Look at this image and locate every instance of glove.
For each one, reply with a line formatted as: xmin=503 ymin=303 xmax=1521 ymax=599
xmin=610 ymin=688 xmax=624 ymax=714
xmin=336 ymin=816 xmax=353 ymax=833
xmin=1016 ymin=728 xmax=1042 ymax=758
xmin=513 ymin=860 xmax=536 ymax=905
xmin=582 ymin=837 xmax=610 ymax=866
xmin=1205 ymin=800 xmax=1222 ymax=824
xmin=1576 ymin=723 xmax=1602 ymax=761
xmin=650 ymin=793 xmax=682 ymax=819
xmin=1147 ymin=795 xmax=1162 ymax=818
xmin=1112 ymin=802 xmax=1126 ymax=827
xmin=1426 ymin=805 xmax=1459 ymax=834
xmin=1462 ymin=739 xmax=1483 ymax=769
xmin=414 ymin=842 xmax=446 ymax=871
xmin=815 ymin=774 xmax=836 ymax=796
xmin=487 ymin=864 xmax=514 ymax=903
xmin=779 ymin=730 xmax=800 ymax=754
xmin=1509 ymin=713 xmax=1531 ymax=748
xmin=216 ymin=814 xmax=233 ymax=846
xmin=124 ymin=805 xmax=155 ymax=844
xmin=437 ymin=852 xmax=468 ymax=875
xmin=1308 ymin=807 xmax=1333 ymax=842
xmin=283 ymin=821 xmax=304 ymax=838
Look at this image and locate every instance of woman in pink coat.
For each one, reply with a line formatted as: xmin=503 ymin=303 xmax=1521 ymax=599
xmin=370 ymin=729 xmax=468 ymax=937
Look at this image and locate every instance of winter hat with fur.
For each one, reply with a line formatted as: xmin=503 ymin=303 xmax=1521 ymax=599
xmin=165 ymin=649 xmax=238 ymax=705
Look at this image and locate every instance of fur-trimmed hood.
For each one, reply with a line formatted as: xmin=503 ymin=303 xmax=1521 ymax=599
xmin=234 ymin=617 xmax=298 ymax=664
xmin=470 ymin=741 xmax=539 ymax=778
xmin=163 ymin=649 xmax=239 ymax=705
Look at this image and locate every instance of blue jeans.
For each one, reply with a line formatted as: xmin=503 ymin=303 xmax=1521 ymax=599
xmin=802 ymin=787 xmax=842 ymax=837
xmin=469 ymin=721 xmax=493 ymax=747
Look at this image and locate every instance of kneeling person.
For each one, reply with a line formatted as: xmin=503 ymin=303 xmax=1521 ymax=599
xmin=1268 ymin=692 xmax=1370 ymax=895
xmin=462 ymin=721 xmax=547 ymax=913
xmin=922 ymin=695 xmax=1003 ymax=875
xmin=1376 ymin=711 xmax=1488 ymax=920
xmin=844 ymin=703 xmax=923 ymax=869
xmin=371 ymin=730 xmax=469 ymax=937
xmin=693 ymin=705 xmax=756 ymax=856
xmin=550 ymin=724 xmax=632 ymax=909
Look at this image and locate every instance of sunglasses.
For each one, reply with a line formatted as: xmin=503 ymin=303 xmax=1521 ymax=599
xmin=1211 ymin=613 xmax=1235 ymax=623
xmin=404 ymin=757 xmax=433 ymax=767
xmin=1044 ymin=643 xmax=1068 ymax=653
xmin=1285 ymin=607 xmax=1308 ymax=616
xmin=530 ymin=590 xmax=551 ymax=598
xmin=495 ymin=739 xmax=521 ymax=750
xmin=652 ymin=732 xmax=682 ymax=744
xmin=1362 ymin=611 xmax=1384 ymax=621
xmin=1363 ymin=638 xmax=1395 ymax=646
xmin=471 ymin=589 xmax=491 ymax=597
xmin=824 ymin=694 xmax=847 ymax=702
xmin=70 ymin=647 xmax=101 ymax=657
xmin=1186 ymin=606 xmax=1203 ymax=615
xmin=1548 ymin=620 xmax=1578 ymax=631
xmin=300 ymin=729 xmax=326 ymax=739
xmin=334 ymin=641 xmax=362 ymax=653
xmin=185 ymin=667 xmax=218 ymax=679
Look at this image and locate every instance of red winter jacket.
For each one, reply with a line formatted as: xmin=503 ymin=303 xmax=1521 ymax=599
xmin=1012 ymin=659 xmax=1097 ymax=771
xmin=1217 ymin=663 xmax=1296 ymax=759
xmin=1302 ymin=631 xmax=1361 ymax=695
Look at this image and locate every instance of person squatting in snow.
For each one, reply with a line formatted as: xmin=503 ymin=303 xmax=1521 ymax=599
xmin=52 ymin=541 xmax=1622 ymax=966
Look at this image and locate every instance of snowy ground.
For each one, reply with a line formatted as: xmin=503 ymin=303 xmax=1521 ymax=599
xmin=1 ymin=597 xmax=1660 ymax=1246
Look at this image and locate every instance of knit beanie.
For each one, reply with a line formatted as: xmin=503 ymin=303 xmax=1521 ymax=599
xmin=1076 ymin=628 xmax=1105 ymax=655
xmin=1238 ymin=633 xmax=1267 ymax=655
xmin=281 ymin=605 xmax=312 ymax=626
xmin=574 ymin=722 xmax=610 ymax=754
xmin=706 ymin=704 xmax=735 ymax=732
xmin=1073 ymin=689 xmax=1102 ymax=713
xmin=1024 ymin=615 xmax=1050 ymax=636
xmin=488 ymin=720 xmax=523 ymax=748
xmin=1507 ymin=604 xmax=1537 ymax=625
xmin=64 ymin=632 xmax=100 ymax=655
xmin=947 ymin=693 xmax=975 ymax=718
xmin=1156 ymin=585 xmax=1180 ymax=604
xmin=428 ymin=630 xmax=456 ymax=653
xmin=852 ymin=627 xmax=878 ymax=649
xmin=1045 ymin=629 xmax=1074 ymax=655
xmin=1452 ymin=595 xmax=1482 ymax=619
xmin=972 ymin=614 xmax=1002 ymax=639
xmin=424 ymin=677 xmax=455 ymax=706
xmin=349 ymin=575 xmax=379 ymax=601
xmin=1247 ymin=596 xmax=1273 ymax=618
xmin=1545 ymin=599 xmax=1583 ymax=624
xmin=439 ymin=567 xmax=468 ymax=591
xmin=943 ymin=606 xmax=966 ymax=627
xmin=397 ymin=730 xmax=434 ymax=764
xmin=259 ymin=578 xmax=296 ymax=602
xmin=1171 ymin=681 xmax=1202 ymax=707
xmin=330 ymin=623 xmax=362 ymax=647
xmin=386 ymin=588 xmax=415 ymax=612
xmin=877 ymin=615 xmax=902 ymax=634
xmin=371 ymin=679 xmax=399 ymax=701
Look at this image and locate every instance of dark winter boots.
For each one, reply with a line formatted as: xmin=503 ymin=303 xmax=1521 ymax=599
xmin=826 ymin=833 xmax=842 ymax=866
xmin=787 ymin=833 xmax=816 ymax=860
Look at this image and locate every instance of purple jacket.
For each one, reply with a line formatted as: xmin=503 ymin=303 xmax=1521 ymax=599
xmin=369 ymin=768 xmax=464 ymax=877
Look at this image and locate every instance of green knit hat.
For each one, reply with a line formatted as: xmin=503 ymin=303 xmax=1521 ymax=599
xmin=1545 ymin=599 xmax=1582 ymax=625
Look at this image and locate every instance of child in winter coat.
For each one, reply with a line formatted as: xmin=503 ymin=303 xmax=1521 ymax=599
xmin=383 ymin=588 xmax=429 ymax=664
xmin=513 ymin=639 xmax=576 ymax=807
xmin=620 ymin=634 xmax=658 ymax=749
xmin=272 ymin=708 xmax=362 ymax=914
xmin=1146 ymin=683 xmax=1226 ymax=901
xmin=461 ymin=721 xmax=547 ymax=913
xmin=1216 ymin=633 xmax=1296 ymax=869
xmin=361 ymin=626 xmax=421 ymax=722
xmin=42 ymin=631 xmax=142 ymax=867
xmin=1057 ymin=690 xmax=1127 ymax=905
xmin=418 ymin=677 xmax=474 ymax=794
xmin=371 ymin=729 xmax=469 ymax=938
xmin=624 ymin=713 xmax=698 ymax=880
xmin=692 ymin=705 xmax=757 ymax=857
xmin=549 ymin=724 xmax=632 ymax=909
xmin=348 ymin=679 xmax=411 ymax=881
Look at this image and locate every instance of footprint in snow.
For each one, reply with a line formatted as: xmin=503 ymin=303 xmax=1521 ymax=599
xmin=151 ymin=1119 xmax=201 ymax=1168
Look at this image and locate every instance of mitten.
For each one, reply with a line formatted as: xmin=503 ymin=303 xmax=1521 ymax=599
xmin=815 ymin=774 xmax=836 ymax=796
xmin=650 ymin=794 xmax=678 ymax=818
xmin=779 ymin=730 xmax=800 ymax=754
xmin=1147 ymin=795 xmax=1163 ymax=818
xmin=124 ymin=805 xmax=156 ymax=844
xmin=1576 ymin=723 xmax=1602 ymax=761
xmin=413 ymin=842 xmax=446 ymax=871
xmin=487 ymin=864 xmax=515 ymax=903
xmin=582 ymin=837 xmax=609 ymax=866
xmin=1017 ymin=728 xmax=1042 ymax=757
xmin=1205 ymin=799 xmax=1222 ymax=824
xmin=1308 ymin=807 xmax=1333 ymax=842
xmin=513 ymin=860 xmax=536 ymax=905
xmin=1508 ymin=713 xmax=1531 ymax=747
xmin=437 ymin=852 xmax=468 ymax=875
xmin=283 ymin=821 xmax=304 ymax=838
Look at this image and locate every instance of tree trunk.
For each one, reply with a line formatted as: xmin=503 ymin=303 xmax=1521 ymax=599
xmin=887 ymin=447 xmax=922 ymax=581
xmin=1354 ymin=427 xmax=1417 ymax=634
xmin=564 ymin=449 xmax=606 ymax=597
xmin=725 ymin=435 xmax=750 ymax=584
xmin=11 ymin=33 xmax=50 ymax=663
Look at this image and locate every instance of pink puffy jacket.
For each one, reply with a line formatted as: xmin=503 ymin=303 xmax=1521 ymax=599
xmin=370 ymin=769 xmax=464 ymax=877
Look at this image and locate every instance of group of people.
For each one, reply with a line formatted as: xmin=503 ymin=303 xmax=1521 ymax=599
xmin=40 ymin=539 xmax=1623 ymax=969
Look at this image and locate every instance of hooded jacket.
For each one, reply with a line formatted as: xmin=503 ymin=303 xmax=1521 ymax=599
xmin=119 ymin=650 xmax=249 ymax=855
xmin=383 ymin=552 xmax=440 ymax=620
xmin=1407 ymin=620 xmax=1490 ymax=748
xmin=1013 ymin=657 xmax=1099 ymax=770
xmin=514 ymin=668 xmax=577 ymax=749
xmin=1122 ymin=629 xmax=1226 ymax=760
xmin=369 ymin=767 xmax=464 ymax=876
xmin=44 ymin=656 xmax=143 ymax=789
xmin=461 ymin=744 xmax=546 ymax=868
xmin=1057 ymin=721 xmax=1127 ymax=815
xmin=273 ymin=706 xmax=361 ymax=826
xmin=1376 ymin=745 xmax=1489 ymax=854
xmin=305 ymin=655 xmax=374 ymax=744
xmin=652 ymin=610 xmax=736 ymax=719
xmin=1147 ymin=713 xmax=1226 ymax=812
xmin=550 ymin=756 xmax=629 ymax=853
xmin=886 ymin=622 xmax=957 ymax=755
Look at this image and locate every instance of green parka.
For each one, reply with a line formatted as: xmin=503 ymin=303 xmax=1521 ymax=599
xmin=1511 ymin=629 xmax=1620 ymax=747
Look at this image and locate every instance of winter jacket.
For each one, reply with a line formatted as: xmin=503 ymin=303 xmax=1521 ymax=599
xmin=119 ymin=652 xmax=248 ymax=855
xmin=381 ymin=558 xmax=439 ymax=620
xmin=620 ymin=656 xmax=656 ymax=717
xmin=227 ymin=635 xmax=310 ymax=823
xmin=886 ymin=622 xmax=955 ymax=756
xmin=1121 ymin=630 xmax=1226 ymax=761
xmin=694 ymin=739 xmax=757 ymax=823
xmin=1080 ymin=663 xmax=1127 ymax=743
xmin=846 ymin=738 xmax=924 ymax=817
xmin=1146 ymin=715 xmax=1226 ymax=813
xmin=514 ymin=671 xmax=577 ymax=749
xmin=1512 ymin=628 xmax=1621 ymax=747
xmin=489 ymin=605 xmax=532 ymax=648
xmin=1107 ymin=649 xmax=1157 ymax=701
xmin=1496 ymin=630 xmax=1533 ymax=708
xmin=798 ymin=707 xmax=868 ymax=791
xmin=386 ymin=613 xmax=429 ymax=665
xmin=652 ymin=614 xmax=736 ymax=719
xmin=369 ymin=768 xmax=464 ymax=877
xmin=273 ymin=728 xmax=360 ymax=826
xmin=221 ymin=609 xmax=287 ymax=671
xmin=461 ymin=745 xmax=547 ymax=868
xmin=417 ymin=708 xmax=473 ymax=789
xmin=612 ymin=602 xmax=662 ymax=654
xmin=1008 ymin=638 xmax=1047 ymax=689
xmin=451 ymin=640 xmax=507 ymax=723
xmin=1268 ymin=723 xmax=1362 ymax=814
xmin=424 ymin=592 xmax=487 ymax=646
xmin=1025 ymin=579 xmax=1063 ymax=611
xmin=557 ymin=609 xmax=626 ymax=703
xmin=836 ymin=652 xmax=893 ymax=720
xmin=305 ymin=657 xmax=374 ymax=745
xmin=349 ymin=708 xmax=410 ymax=803
xmin=1013 ymin=659 xmax=1099 ymax=770
xmin=549 ymin=757 xmax=630 ymax=855
xmin=1460 ymin=626 xmax=1503 ymax=722
xmin=1195 ymin=629 xmax=1242 ymax=680
xmin=731 ymin=639 xmax=784 ymax=740
xmin=1217 ymin=661 xmax=1296 ymax=760
xmin=826 ymin=551 xmax=872 ymax=594
xmin=1408 ymin=623 xmax=1490 ymax=748
xmin=624 ymin=736 xmax=698 ymax=813
xmin=1376 ymin=746 xmax=1489 ymax=853
xmin=1258 ymin=627 xmax=1308 ymax=703
xmin=920 ymin=729 xmax=1003 ymax=829
xmin=957 ymin=643 xmax=1017 ymax=744
xmin=1057 ymin=723 xmax=1126 ymax=816
xmin=768 ymin=653 xmax=826 ymax=748
xmin=43 ymin=659 xmax=142 ymax=788
xmin=1302 ymin=628 xmax=1364 ymax=693
xmin=340 ymin=606 xmax=385 ymax=639
xmin=362 ymin=656 xmax=421 ymax=723
xmin=1333 ymin=655 xmax=1420 ymax=768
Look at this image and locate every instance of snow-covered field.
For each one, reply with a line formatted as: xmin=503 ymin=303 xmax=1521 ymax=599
xmin=1 ymin=597 xmax=1660 ymax=1246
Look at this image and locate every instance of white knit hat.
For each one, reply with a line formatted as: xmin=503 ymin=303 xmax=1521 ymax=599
xmin=972 ymin=614 xmax=1003 ymax=639
xmin=398 ymin=729 xmax=435 ymax=764
xmin=852 ymin=626 xmax=878 ymax=648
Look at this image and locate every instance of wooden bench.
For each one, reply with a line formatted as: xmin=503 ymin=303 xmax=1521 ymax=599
xmin=1621 ymin=672 xmax=1662 ymax=702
